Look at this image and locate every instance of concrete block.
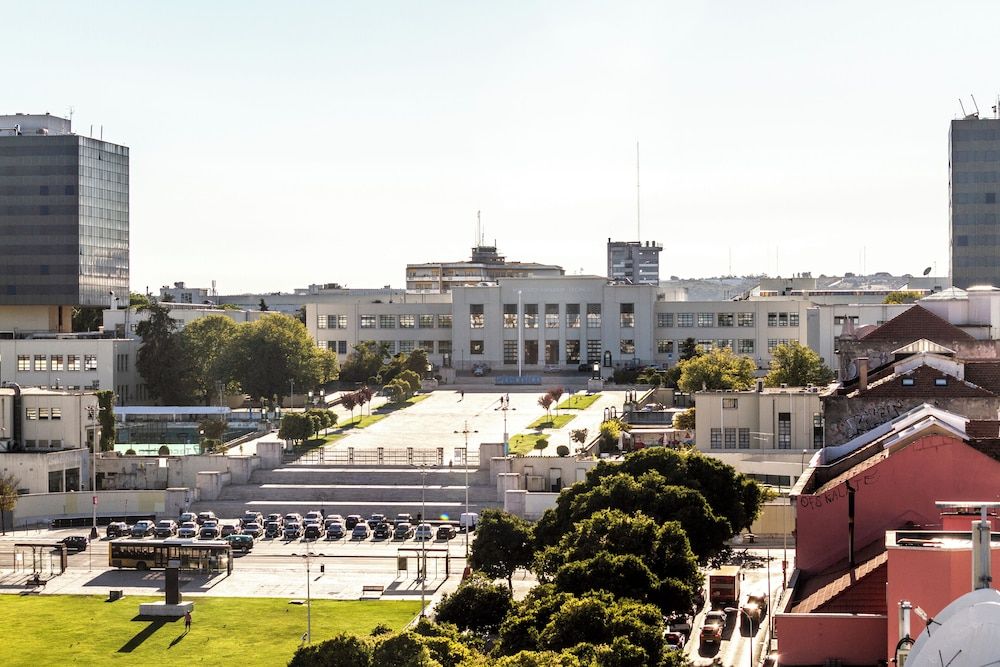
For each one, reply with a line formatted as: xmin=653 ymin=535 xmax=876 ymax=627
xmin=139 ymin=601 xmax=194 ymax=617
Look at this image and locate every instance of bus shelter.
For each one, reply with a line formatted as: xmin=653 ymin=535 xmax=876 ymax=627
xmin=14 ymin=542 xmax=68 ymax=580
xmin=396 ymin=547 xmax=451 ymax=580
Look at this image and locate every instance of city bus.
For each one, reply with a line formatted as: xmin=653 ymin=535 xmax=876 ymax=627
xmin=109 ymin=538 xmax=233 ymax=575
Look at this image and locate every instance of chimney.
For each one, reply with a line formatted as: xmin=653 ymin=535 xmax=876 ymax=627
xmin=972 ymin=506 xmax=993 ymax=590
xmin=857 ymin=357 xmax=869 ymax=392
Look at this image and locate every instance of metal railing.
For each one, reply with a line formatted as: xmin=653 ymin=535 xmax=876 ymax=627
xmin=283 ymin=446 xmax=479 ymax=467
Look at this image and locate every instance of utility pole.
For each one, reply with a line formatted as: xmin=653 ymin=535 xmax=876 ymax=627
xmin=453 ymin=421 xmax=478 ymax=560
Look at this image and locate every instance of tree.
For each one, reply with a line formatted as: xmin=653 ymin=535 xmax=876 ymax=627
xmin=547 ymin=387 xmax=564 ymax=415
xmin=0 ymin=472 xmax=20 ymax=535
xmin=180 ymin=315 xmax=239 ymax=405
xmin=676 ymin=347 xmax=755 ymax=394
xmin=341 ymin=392 xmax=357 ymax=420
xmin=371 ymin=632 xmax=435 ymax=667
xmin=72 ymin=306 xmax=103 ymax=332
xmin=678 ymin=337 xmax=699 ymax=361
xmin=598 ymin=420 xmax=623 ymax=454
xmin=306 ymin=408 xmax=337 ymax=437
xmin=279 ymin=413 xmax=313 ymax=445
xmin=258 ymin=298 xmax=268 ymax=311
xmin=129 ymin=291 xmax=151 ymax=309
xmin=884 ymin=290 xmax=923 ymax=304
xmin=317 ymin=348 xmax=340 ymax=386
xmin=556 ymin=445 xmax=569 ymax=457
xmin=537 ymin=394 xmax=553 ymax=416
xmin=434 ymin=575 xmax=513 ymax=632
xmin=672 ymin=408 xmax=695 ymax=431
xmin=570 ymin=429 xmax=589 ymax=449
xmin=135 ymin=300 xmax=192 ymax=404
xmin=96 ymin=390 xmax=116 ymax=452
xmin=289 ymin=632 xmax=372 ymax=667
xmin=404 ymin=348 xmax=430 ymax=376
xmin=199 ymin=417 xmax=227 ymax=442
xmin=764 ymin=341 xmax=835 ymax=387
xmin=225 ymin=314 xmax=323 ymax=401
xmin=341 ymin=341 xmax=391 ymax=384
xmin=470 ymin=509 xmax=535 ymax=591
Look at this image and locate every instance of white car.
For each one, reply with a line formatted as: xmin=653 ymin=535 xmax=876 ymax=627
xmin=177 ymin=522 xmax=198 ymax=538
xmin=413 ymin=523 xmax=433 ymax=541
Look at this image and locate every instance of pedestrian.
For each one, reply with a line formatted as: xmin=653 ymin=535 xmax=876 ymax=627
xmin=459 ymin=390 xmax=464 ymax=401
xmin=184 ymin=610 xmax=191 ymax=632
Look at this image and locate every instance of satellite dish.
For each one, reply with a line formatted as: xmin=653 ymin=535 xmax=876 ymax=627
xmin=923 ymin=267 xmax=932 ymax=276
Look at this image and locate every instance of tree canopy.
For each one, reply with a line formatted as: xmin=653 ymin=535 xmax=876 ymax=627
xmin=180 ymin=315 xmax=240 ymax=405
xmin=470 ymin=509 xmax=535 ymax=591
xmin=225 ymin=313 xmax=325 ymax=400
xmin=135 ymin=300 xmax=192 ymax=404
xmin=676 ymin=347 xmax=755 ymax=393
xmin=764 ymin=341 xmax=835 ymax=387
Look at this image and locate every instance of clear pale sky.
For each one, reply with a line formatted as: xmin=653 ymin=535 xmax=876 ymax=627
xmin=7 ymin=2 xmax=1000 ymax=293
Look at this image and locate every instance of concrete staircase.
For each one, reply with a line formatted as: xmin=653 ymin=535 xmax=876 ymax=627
xmin=190 ymin=465 xmax=501 ymax=521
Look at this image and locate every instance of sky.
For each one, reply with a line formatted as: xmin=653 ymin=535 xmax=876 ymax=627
xmin=6 ymin=1 xmax=1000 ymax=294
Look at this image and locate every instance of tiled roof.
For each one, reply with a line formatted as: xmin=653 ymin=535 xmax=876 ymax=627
xmin=790 ymin=543 xmax=888 ymax=615
xmin=860 ymin=305 xmax=976 ymax=344
xmin=964 ymin=362 xmax=1000 ymax=394
xmin=966 ymin=421 xmax=1000 ymax=439
xmin=854 ymin=364 xmax=996 ymax=399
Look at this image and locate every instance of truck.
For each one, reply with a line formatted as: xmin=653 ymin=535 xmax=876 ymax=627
xmin=708 ymin=565 xmax=742 ymax=609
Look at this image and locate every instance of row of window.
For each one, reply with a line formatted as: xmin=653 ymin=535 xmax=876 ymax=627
xmin=953 ymin=192 xmax=998 ymax=205
xmin=656 ymin=312 xmax=798 ymax=328
xmin=474 ymin=339 xmax=603 ymax=364
xmin=340 ymin=314 xmax=454 ymax=330
xmin=952 ymin=171 xmax=1000 ymax=184
xmin=25 ymin=407 xmax=63 ymax=420
xmin=16 ymin=354 xmax=97 ymax=372
xmin=320 ymin=340 xmax=453 ymax=356
xmin=710 ymin=413 xmax=792 ymax=449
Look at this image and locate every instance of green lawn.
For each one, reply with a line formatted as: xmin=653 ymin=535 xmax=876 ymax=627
xmin=508 ymin=433 xmax=553 ymax=455
xmin=338 ymin=413 xmax=388 ymax=430
xmin=556 ymin=393 xmax=601 ymax=410
xmin=338 ymin=394 xmax=430 ymax=430
xmin=526 ymin=414 xmax=577 ymax=430
xmin=0 ymin=595 xmax=421 ymax=666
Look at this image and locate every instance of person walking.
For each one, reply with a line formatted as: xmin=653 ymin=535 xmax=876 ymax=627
xmin=184 ymin=610 xmax=192 ymax=632
xmin=459 ymin=390 xmax=464 ymax=401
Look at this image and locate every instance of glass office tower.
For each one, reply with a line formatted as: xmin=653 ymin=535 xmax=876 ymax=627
xmin=0 ymin=114 xmax=128 ymax=306
xmin=950 ymin=117 xmax=1000 ymax=290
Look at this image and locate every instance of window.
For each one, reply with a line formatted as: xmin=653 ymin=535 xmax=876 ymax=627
xmin=419 ymin=314 xmax=435 ymax=328
xmin=620 ymin=303 xmax=635 ymax=328
xmin=724 ymin=428 xmax=737 ymax=448
xmin=438 ymin=340 xmax=452 ymax=354
xmin=470 ymin=304 xmax=485 ymax=329
xmin=545 ymin=340 xmax=559 ymax=364
xmin=338 ymin=341 xmax=347 ymax=354
xmin=317 ymin=315 xmax=327 ymax=329
xmin=697 ymin=313 xmax=714 ymax=327
xmin=676 ymin=313 xmax=694 ymax=327
xmin=383 ymin=341 xmax=396 ymax=354
xmin=739 ymin=428 xmax=751 ymax=449
xmin=586 ymin=304 xmax=601 ymax=328
xmin=813 ymin=414 xmax=824 ymax=449
xmin=768 ymin=339 xmax=791 ymax=353
xmin=716 ymin=339 xmax=733 ymax=350
xmin=566 ymin=304 xmax=581 ymax=328
xmin=657 ymin=312 xmax=674 ymax=328
xmin=901 ymin=378 xmax=915 ymax=386
xmin=34 ymin=355 xmax=47 ymax=371
xmin=360 ymin=314 xmax=376 ymax=329
xmin=717 ymin=313 xmax=734 ymax=327
xmin=934 ymin=378 xmax=948 ymax=386
xmin=566 ymin=340 xmax=581 ymax=364
xmin=657 ymin=339 xmax=674 ymax=354
xmin=524 ymin=304 xmax=538 ymax=328
xmin=768 ymin=312 xmax=778 ymax=327
xmin=545 ymin=304 xmax=559 ymax=328
xmin=777 ymin=412 xmax=791 ymax=449
xmin=620 ymin=339 xmax=635 ymax=354
xmin=84 ymin=355 xmax=98 ymax=371
xmin=738 ymin=312 xmax=754 ymax=327
xmin=26 ymin=408 xmax=37 ymax=420
xmin=738 ymin=339 xmax=755 ymax=354
xmin=334 ymin=315 xmax=347 ymax=328
xmin=437 ymin=314 xmax=452 ymax=329
xmin=710 ymin=428 xmax=722 ymax=449
xmin=503 ymin=304 xmax=518 ymax=329
xmin=399 ymin=315 xmax=415 ymax=329
xmin=696 ymin=339 xmax=714 ymax=353
xmin=778 ymin=312 xmax=789 ymax=327
xmin=587 ymin=340 xmax=602 ymax=363
xmin=789 ymin=312 xmax=799 ymax=327
xmin=470 ymin=340 xmax=484 ymax=355
xmin=379 ymin=315 xmax=396 ymax=329
xmin=17 ymin=355 xmax=30 ymax=371
xmin=68 ymin=355 xmax=80 ymax=371
xmin=38 ymin=408 xmax=50 ymax=420
xmin=51 ymin=355 xmax=64 ymax=371
xmin=723 ymin=398 xmax=738 ymax=409
xmin=834 ymin=315 xmax=859 ymax=325
xmin=399 ymin=340 xmax=415 ymax=354
xmin=419 ymin=340 xmax=434 ymax=352
xmin=988 ymin=192 xmax=997 ymax=204
xmin=504 ymin=340 xmax=518 ymax=364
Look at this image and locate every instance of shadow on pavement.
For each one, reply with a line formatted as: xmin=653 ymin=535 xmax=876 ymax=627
xmin=118 ymin=616 xmax=176 ymax=653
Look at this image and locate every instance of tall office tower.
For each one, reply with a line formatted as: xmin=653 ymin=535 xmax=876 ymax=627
xmin=607 ymin=239 xmax=662 ymax=285
xmin=0 ymin=113 xmax=128 ymax=328
xmin=950 ymin=114 xmax=1000 ymax=289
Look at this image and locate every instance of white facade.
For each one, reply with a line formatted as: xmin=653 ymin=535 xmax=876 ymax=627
xmin=0 ymin=387 xmax=101 ymax=452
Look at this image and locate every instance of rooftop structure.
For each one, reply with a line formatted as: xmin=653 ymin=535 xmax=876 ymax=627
xmin=606 ymin=239 xmax=662 ymax=285
xmin=950 ymin=111 xmax=1000 ymax=290
xmin=406 ymin=244 xmax=564 ymax=293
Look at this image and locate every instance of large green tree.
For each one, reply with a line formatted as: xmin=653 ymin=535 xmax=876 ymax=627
xmin=340 ymin=341 xmax=392 ymax=384
xmin=434 ymin=574 xmax=513 ymax=633
xmin=470 ymin=509 xmax=536 ymax=591
xmin=765 ymin=341 xmax=835 ymax=387
xmin=676 ymin=347 xmax=755 ymax=393
xmin=180 ymin=315 xmax=240 ymax=405
xmin=226 ymin=313 xmax=323 ymax=401
xmin=135 ymin=300 xmax=192 ymax=404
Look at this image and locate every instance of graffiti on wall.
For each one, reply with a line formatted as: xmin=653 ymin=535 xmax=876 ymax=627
xmin=826 ymin=399 xmax=907 ymax=444
xmin=798 ymin=468 xmax=880 ymax=511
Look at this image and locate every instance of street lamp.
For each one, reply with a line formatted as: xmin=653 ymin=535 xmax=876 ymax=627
xmin=495 ymin=398 xmax=515 ymax=457
xmin=305 ymin=543 xmax=312 ymax=643
xmin=290 ymin=379 xmax=295 ymax=409
xmin=413 ymin=463 xmax=430 ymax=617
xmin=453 ymin=421 xmax=478 ymax=560
xmin=88 ymin=405 xmax=99 ymax=540
xmin=725 ymin=606 xmax=757 ymax=667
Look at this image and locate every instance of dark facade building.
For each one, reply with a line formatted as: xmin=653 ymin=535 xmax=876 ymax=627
xmin=0 ymin=113 xmax=128 ymax=309
xmin=607 ymin=239 xmax=661 ymax=285
xmin=950 ymin=116 xmax=1000 ymax=289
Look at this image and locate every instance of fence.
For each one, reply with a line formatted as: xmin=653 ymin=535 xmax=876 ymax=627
xmin=283 ymin=446 xmax=480 ymax=468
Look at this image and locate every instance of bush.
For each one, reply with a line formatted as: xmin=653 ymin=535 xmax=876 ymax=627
xmin=124 ymin=449 xmax=136 ymax=456
xmin=556 ymin=445 xmax=570 ymax=457
xmin=157 ymin=445 xmax=170 ymax=456
xmin=289 ymin=632 xmax=372 ymax=667
xmin=435 ymin=575 xmax=513 ymax=633
xmin=534 ymin=438 xmax=549 ymax=452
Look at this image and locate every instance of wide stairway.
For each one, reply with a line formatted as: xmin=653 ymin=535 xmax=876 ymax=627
xmin=192 ymin=464 xmax=501 ymax=520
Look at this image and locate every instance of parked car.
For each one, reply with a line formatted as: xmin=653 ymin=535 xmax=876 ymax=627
xmin=241 ymin=511 xmax=264 ymax=527
xmin=303 ymin=524 xmax=323 ymax=540
xmin=373 ymin=522 xmax=391 ymax=540
xmin=367 ymin=513 xmax=387 ymax=528
xmin=325 ymin=514 xmax=344 ymax=526
xmin=393 ymin=522 xmax=413 ymax=540
xmin=265 ymin=521 xmax=282 ymax=538
xmin=106 ymin=522 xmax=129 ymax=539
xmin=154 ymin=519 xmax=178 ymax=538
xmin=325 ymin=522 xmax=345 ymax=539
xmin=413 ymin=523 xmax=433 ymax=541
xmin=59 ymin=536 xmax=89 ymax=552
xmin=283 ymin=522 xmax=302 ymax=540
xmin=178 ymin=522 xmax=198 ymax=538
xmin=304 ymin=511 xmax=324 ymax=524
xmin=284 ymin=513 xmax=303 ymax=526
xmin=700 ymin=610 xmax=727 ymax=645
xmin=220 ymin=523 xmax=242 ymax=537
xmin=345 ymin=514 xmax=363 ymax=529
xmin=179 ymin=512 xmax=198 ymax=525
xmin=665 ymin=612 xmax=693 ymax=635
xmin=200 ymin=522 xmax=222 ymax=540
xmin=131 ymin=520 xmax=155 ymax=538
xmin=224 ymin=534 xmax=254 ymax=553
xmin=459 ymin=513 xmax=479 ymax=532
xmin=664 ymin=631 xmax=686 ymax=649
xmin=267 ymin=513 xmax=284 ymax=527
xmin=351 ymin=523 xmax=370 ymax=540
xmin=435 ymin=524 xmax=456 ymax=540
xmin=196 ymin=511 xmax=217 ymax=526
xmin=243 ymin=522 xmax=264 ymax=538
xmin=393 ymin=513 xmax=412 ymax=526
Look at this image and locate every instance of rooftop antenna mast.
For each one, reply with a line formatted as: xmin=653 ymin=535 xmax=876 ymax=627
xmin=636 ymin=141 xmax=641 ymax=241
xmin=476 ymin=210 xmax=481 ymax=246
xmin=971 ymin=94 xmax=981 ymax=116
xmin=959 ymin=98 xmax=968 ymax=117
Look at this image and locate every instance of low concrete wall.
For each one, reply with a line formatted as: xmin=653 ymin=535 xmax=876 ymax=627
xmin=97 ymin=453 xmax=262 ymax=490
xmin=505 ymin=489 xmax=560 ymax=521
xmin=773 ymin=613 xmax=886 ymax=665
xmin=750 ymin=500 xmax=795 ymax=538
xmin=196 ymin=471 xmax=230 ymax=501
xmin=13 ymin=489 xmax=168 ymax=527
xmin=0 ymin=449 xmax=89 ymax=494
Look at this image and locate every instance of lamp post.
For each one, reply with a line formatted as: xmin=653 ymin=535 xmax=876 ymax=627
xmin=88 ymin=405 xmax=98 ymax=540
xmin=305 ymin=543 xmax=312 ymax=643
xmin=454 ymin=421 xmax=478 ymax=560
xmin=290 ymin=379 xmax=295 ymax=409
xmin=413 ymin=463 xmax=429 ymax=616
xmin=495 ymin=398 xmax=515 ymax=457
xmin=725 ymin=606 xmax=756 ymax=667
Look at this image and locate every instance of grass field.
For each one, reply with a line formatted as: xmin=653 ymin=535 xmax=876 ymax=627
xmin=526 ymin=414 xmax=576 ymax=430
xmin=556 ymin=393 xmax=601 ymax=410
xmin=508 ymin=433 xmax=552 ymax=455
xmin=0 ymin=595 xmax=421 ymax=666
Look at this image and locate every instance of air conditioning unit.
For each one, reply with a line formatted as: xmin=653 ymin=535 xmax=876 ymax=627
xmin=525 ymin=475 xmax=546 ymax=492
